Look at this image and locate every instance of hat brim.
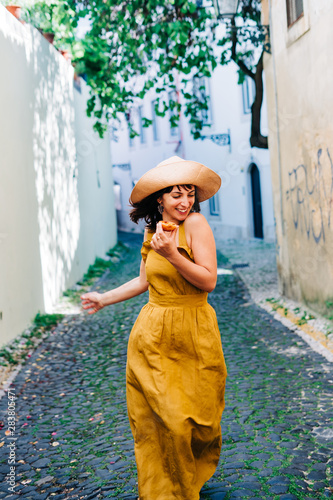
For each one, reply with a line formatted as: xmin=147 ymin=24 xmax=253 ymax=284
xmin=130 ymin=159 xmax=221 ymax=203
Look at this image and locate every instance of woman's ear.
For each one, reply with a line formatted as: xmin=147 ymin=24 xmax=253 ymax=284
xmin=157 ymin=196 xmax=162 ymax=204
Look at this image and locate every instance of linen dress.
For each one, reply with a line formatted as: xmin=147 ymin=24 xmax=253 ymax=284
xmin=126 ymin=221 xmax=227 ymax=500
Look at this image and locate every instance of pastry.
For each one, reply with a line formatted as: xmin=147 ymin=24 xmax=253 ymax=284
xmin=161 ymin=221 xmax=178 ymax=231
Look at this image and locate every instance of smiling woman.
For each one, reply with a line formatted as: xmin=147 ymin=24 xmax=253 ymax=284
xmin=157 ymin=185 xmax=195 ymax=221
xmin=81 ymin=156 xmax=227 ymax=500
xmin=129 ymin=183 xmax=200 ymax=231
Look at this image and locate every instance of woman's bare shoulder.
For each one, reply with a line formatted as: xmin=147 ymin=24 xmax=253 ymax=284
xmin=184 ymin=213 xmax=213 ymax=248
xmin=184 ymin=212 xmax=210 ymax=230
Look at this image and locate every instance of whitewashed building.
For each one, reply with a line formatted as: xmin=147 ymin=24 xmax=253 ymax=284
xmin=111 ymin=60 xmax=275 ymax=242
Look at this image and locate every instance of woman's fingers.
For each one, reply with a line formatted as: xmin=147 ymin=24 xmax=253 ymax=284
xmin=151 ymin=224 xmax=164 ymax=248
xmin=82 ymin=303 xmax=94 ymax=310
xmin=82 ymin=302 xmax=100 ymax=314
xmin=87 ymin=308 xmax=98 ymax=315
xmin=156 ymin=221 xmax=163 ymax=232
xmin=155 ymin=222 xmax=164 ymax=238
xmin=81 ymin=294 xmax=92 ymax=303
xmin=80 ymin=292 xmax=102 ymax=314
xmin=81 ymin=299 xmax=94 ymax=306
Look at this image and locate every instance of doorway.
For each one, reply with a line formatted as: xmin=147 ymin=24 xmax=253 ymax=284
xmin=250 ymin=163 xmax=263 ymax=239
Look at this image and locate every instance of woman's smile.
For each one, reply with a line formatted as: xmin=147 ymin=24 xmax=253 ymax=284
xmin=159 ymin=185 xmax=195 ymax=223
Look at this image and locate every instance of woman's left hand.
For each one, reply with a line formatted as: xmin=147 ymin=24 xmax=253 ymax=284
xmin=150 ymin=221 xmax=179 ymax=259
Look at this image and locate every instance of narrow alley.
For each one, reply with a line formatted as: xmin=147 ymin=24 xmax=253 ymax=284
xmin=0 ymin=234 xmax=332 ymax=500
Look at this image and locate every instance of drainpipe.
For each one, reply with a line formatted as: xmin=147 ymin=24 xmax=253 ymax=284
xmin=268 ymin=0 xmax=284 ymax=235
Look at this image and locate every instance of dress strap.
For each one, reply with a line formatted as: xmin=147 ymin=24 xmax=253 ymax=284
xmin=141 ymin=227 xmax=154 ymax=263
xmin=178 ymin=222 xmax=188 ymax=247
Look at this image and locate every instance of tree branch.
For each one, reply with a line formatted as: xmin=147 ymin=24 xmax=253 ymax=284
xmin=230 ymin=16 xmax=267 ymax=149
xmin=230 ymin=16 xmax=255 ymax=80
xmin=250 ymin=50 xmax=268 ymax=149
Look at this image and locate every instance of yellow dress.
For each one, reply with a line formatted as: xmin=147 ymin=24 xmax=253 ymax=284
xmin=126 ymin=221 xmax=227 ymax=500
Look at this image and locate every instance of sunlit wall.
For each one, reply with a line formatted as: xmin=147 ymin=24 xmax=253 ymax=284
xmin=0 ymin=7 xmax=117 ymax=346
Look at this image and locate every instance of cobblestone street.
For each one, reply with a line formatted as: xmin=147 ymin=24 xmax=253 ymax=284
xmin=0 ymin=233 xmax=332 ymax=500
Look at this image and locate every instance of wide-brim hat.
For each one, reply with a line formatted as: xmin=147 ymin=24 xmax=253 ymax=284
xmin=130 ymin=156 xmax=221 ymax=203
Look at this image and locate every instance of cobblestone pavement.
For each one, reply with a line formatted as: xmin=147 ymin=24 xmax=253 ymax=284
xmin=0 ymin=233 xmax=332 ymax=500
xmin=215 ymin=238 xmax=333 ymax=360
xmin=214 ymin=238 xmax=279 ymax=302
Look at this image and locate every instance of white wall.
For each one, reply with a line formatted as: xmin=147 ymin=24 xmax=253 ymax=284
xmin=0 ymin=7 xmax=117 ymax=346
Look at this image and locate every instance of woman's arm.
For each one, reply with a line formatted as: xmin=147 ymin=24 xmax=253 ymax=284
xmin=101 ymin=258 xmax=149 ymax=305
xmin=81 ymin=232 xmax=149 ymax=314
xmin=150 ymin=214 xmax=217 ymax=292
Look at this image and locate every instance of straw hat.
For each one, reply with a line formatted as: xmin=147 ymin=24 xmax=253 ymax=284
xmin=130 ymin=156 xmax=221 ymax=203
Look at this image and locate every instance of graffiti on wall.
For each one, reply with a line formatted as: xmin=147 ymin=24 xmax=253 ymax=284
xmin=286 ymin=148 xmax=333 ymax=244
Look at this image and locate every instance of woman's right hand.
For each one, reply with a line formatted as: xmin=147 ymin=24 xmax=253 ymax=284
xmin=81 ymin=292 xmax=105 ymax=314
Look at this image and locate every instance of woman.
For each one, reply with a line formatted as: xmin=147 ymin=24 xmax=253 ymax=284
xmin=81 ymin=156 xmax=227 ymax=500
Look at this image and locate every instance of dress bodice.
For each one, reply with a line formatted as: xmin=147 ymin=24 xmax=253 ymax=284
xmin=141 ymin=221 xmax=205 ymax=298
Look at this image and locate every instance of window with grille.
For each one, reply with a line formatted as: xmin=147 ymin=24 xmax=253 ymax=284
xmin=193 ymin=77 xmax=212 ymax=125
xmin=286 ymin=0 xmax=304 ymax=27
xmin=242 ymin=76 xmax=255 ymax=115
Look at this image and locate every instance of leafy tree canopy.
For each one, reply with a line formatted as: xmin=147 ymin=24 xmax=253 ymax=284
xmin=21 ymin=0 xmax=267 ymax=146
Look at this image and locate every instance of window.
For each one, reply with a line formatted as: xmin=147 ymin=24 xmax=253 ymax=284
xmin=168 ymin=90 xmax=180 ymax=137
xmin=110 ymin=124 xmax=119 ymax=143
xmin=193 ymin=77 xmax=212 ymax=125
xmin=286 ymin=0 xmax=304 ymax=27
xmin=209 ymin=194 xmax=220 ymax=216
xmin=128 ymin=125 xmax=134 ymax=148
xmin=138 ymin=106 xmax=146 ymax=144
xmin=151 ymin=100 xmax=159 ymax=142
xmin=242 ymin=76 xmax=255 ymax=114
xmin=127 ymin=111 xmax=134 ymax=148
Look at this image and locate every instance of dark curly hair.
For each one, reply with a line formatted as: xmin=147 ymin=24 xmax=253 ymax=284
xmin=129 ymin=184 xmax=200 ymax=231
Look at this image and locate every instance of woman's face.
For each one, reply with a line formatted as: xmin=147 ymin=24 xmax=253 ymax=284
xmin=158 ymin=185 xmax=195 ymax=224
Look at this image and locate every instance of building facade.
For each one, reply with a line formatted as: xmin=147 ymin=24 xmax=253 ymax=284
xmin=262 ymin=0 xmax=333 ymax=311
xmin=111 ymin=60 xmax=275 ymax=242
